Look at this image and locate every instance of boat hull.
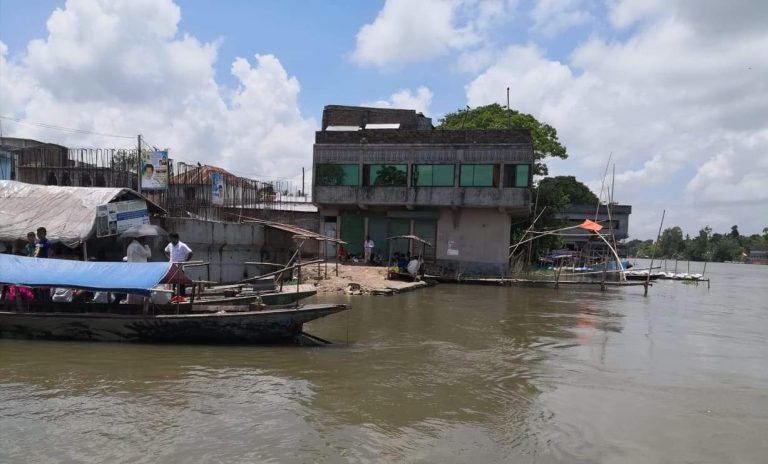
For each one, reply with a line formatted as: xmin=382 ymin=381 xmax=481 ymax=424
xmin=0 ymin=304 xmax=347 ymax=344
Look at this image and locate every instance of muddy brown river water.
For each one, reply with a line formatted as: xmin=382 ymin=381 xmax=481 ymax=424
xmin=1 ymin=261 xmax=767 ymax=463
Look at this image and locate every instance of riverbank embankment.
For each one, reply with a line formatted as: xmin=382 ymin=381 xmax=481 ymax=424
xmin=301 ymin=263 xmax=428 ymax=295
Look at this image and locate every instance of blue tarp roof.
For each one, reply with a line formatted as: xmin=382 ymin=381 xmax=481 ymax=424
xmin=0 ymin=254 xmax=173 ymax=295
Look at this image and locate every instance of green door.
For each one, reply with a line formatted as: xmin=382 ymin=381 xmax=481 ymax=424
xmin=367 ymin=214 xmax=388 ymax=262
xmin=413 ymin=219 xmax=437 ymax=260
xmin=340 ymin=212 xmax=364 ymax=257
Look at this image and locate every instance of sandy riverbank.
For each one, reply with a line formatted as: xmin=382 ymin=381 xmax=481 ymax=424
xmin=300 ymin=263 xmax=426 ymax=295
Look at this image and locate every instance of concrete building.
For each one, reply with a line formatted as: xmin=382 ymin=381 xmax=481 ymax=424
xmin=553 ymin=203 xmax=633 ymax=256
xmin=312 ymin=105 xmax=533 ymax=276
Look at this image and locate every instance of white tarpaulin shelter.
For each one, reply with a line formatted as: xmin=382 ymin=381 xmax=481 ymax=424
xmin=0 ymin=180 xmax=165 ymax=248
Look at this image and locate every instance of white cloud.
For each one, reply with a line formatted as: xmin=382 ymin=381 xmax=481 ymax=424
xmin=362 ymin=86 xmax=434 ymax=116
xmin=351 ymin=0 xmax=516 ymax=67
xmin=529 ymin=0 xmax=593 ymax=36
xmin=0 ymin=0 xmax=315 ymax=181
xmin=464 ymin=3 xmax=768 ymax=237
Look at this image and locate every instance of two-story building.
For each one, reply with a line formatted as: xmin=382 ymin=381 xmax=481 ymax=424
xmin=553 ymin=203 xmax=633 ymax=258
xmin=312 ymin=105 xmax=533 ymax=276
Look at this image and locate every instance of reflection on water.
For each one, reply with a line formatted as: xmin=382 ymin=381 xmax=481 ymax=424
xmin=1 ymin=262 xmax=767 ymax=463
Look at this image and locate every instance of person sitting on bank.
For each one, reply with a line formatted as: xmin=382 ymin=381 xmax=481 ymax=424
xmin=397 ymin=252 xmax=409 ymax=271
xmin=407 ymin=255 xmax=422 ymax=277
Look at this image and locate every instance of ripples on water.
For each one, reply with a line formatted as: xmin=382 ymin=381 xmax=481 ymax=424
xmin=1 ymin=262 xmax=767 ymax=463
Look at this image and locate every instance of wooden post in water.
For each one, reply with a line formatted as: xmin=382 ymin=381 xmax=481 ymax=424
xmin=601 ymin=266 xmax=607 ymax=291
xmin=645 ymin=210 xmax=666 ymax=296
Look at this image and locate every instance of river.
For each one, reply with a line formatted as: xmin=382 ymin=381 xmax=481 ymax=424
xmin=1 ymin=261 xmax=767 ymax=463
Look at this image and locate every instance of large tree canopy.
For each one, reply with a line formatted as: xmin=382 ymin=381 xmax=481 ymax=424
xmin=438 ymin=103 xmax=567 ymax=176
xmin=536 ymin=176 xmax=599 ymax=208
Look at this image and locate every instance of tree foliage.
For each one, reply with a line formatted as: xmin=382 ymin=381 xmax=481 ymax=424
xmin=536 ymin=176 xmax=599 ymax=207
xmin=438 ymin=103 xmax=567 ymax=175
xmin=510 ymin=176 xmax=600 ymax=259
xmin=373 ymin=166 xmax=407 ymax=186
xmin=624 ymin=224 xmax=768 ymax=262
xmin=316 ymin=164 xmax=345 ymax=186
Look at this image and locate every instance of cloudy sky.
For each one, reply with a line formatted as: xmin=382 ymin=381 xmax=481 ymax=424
xmin=1 ymin=0 xmax=766 ymax=239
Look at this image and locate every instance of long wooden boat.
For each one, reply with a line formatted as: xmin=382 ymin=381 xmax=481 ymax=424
xmin=0 ymin=303 xmax=347 ymax=344
xmin=0 ymin=255 xmax=348 ymax=344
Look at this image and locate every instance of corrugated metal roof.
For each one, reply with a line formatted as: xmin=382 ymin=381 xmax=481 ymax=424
xmin=0 ymin=180 xmax=166 ymax=247
xmin=242 ymin=217 xmax=345 ymax=244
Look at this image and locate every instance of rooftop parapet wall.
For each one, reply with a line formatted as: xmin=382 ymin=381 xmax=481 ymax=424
xmin=322 ymin=105 xmax=432 ymax=130
xmin=315 ymin=128 xmax=532 ymax=146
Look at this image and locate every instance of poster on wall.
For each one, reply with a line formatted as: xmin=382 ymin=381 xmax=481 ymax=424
xmin=140 ymin=150 xmax=169 ymax=190
xmin=210 ymin=171 xmax=224 ymax=206
xmin=95 ymin=200 xmax=150 ymax=237
xmin=447 ymin=240 xmax=459 ymax=256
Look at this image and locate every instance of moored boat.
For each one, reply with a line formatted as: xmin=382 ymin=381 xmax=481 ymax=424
xmin=0 ymin=255 xmax=348 ymax=344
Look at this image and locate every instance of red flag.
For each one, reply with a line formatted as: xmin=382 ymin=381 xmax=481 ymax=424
xmin=578 ymin=219 xmax=603 ymax=232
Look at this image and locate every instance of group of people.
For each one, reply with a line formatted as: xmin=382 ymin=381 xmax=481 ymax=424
xmin=125 ymin=232 xmax=193 ymax=264
xmin=337 ymin=236 xmax=423 ymax=275
xmin=390 ymin=251 xmax=423 ymax=276
xmin=3 ymin=227 xmax=195 ymax=304
xmin=22 ymin=227 xmax=52 ymax=258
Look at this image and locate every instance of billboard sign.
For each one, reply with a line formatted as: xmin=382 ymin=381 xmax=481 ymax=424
xmin=211 ymin=171 xmax=225 ymax=206
xmin=96 ymin=199 xmax=150 ymax=237
xmin=140 ymin=150 xmax=169 ymax=190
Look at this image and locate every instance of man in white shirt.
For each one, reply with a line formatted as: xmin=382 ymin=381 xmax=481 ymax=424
xmin=164 ymin=232 xmax=193 ymax=298
xmin=127 ymin=238 xmax=152 ymax=263
xmin=164 ymin=233 xmax=193 ymax=263
xmin=364 ymin=236 xmax=374 ymax=264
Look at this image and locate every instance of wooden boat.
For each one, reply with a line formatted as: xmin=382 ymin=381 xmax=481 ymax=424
xmin=0 ymin=255 xmax=348 ymax=344
xmin=0 ymin=303 xmax=347 ymax=344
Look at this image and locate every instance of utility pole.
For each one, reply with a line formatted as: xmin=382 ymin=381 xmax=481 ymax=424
xmin=137 ymin=134 xmax=142 ymax=194
xmin=302 ymin=167 xmax=305 ymax=197
xmin=507 ymin=87 xmax=511 ymax=128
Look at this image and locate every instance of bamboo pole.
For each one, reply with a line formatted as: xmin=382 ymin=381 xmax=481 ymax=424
xmin=645 ymin=210 xmax=666 ymax=296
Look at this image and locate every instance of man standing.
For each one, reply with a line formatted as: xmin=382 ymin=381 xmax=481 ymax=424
xmin=364 ymin=235 xmax=374 ymax=264
xmin=127 ymin=237 xmax=152 ymax=263
xmin=164 ymin=232 xmax=193 ymax=297
xmin=164 ymin=233 xmax=193 ymax=263
xmin=34 ymin=227 xmax=52 ymax=258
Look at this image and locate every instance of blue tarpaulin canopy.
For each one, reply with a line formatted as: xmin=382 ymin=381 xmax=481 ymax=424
xmin=0 ymin=254 xmax=175 ymax=295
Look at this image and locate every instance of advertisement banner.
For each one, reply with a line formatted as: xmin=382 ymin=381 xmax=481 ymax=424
xmin=140 ymin=150 xmax=169 ymax=190
xmin=96 ymin=200 xmax=150 ymax=237
xmin=210 ymin=171 xmax=225 ymax=206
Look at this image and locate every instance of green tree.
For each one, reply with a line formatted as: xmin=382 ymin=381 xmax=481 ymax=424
xmin=536 ymin=176 xmax=599 ymax=207
xmin=373 ymin=166 xmax=407 ymax=186
xmin=112 ymin=151 xmax=139 ymax=171
xmin=316 ymin=164 xmax=345 ymax=186
xmin=686 ymin=226 xmax=712 ymax=261
xmin=658 ymin=226 xmax=686 ymax=258
xmin=712 ymin=235 xmax=742 ymax=262
xmin=438 ymin=103 xmax=567 ymax=175
xmin=510 ymin=176 xmax=599 ymax=259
